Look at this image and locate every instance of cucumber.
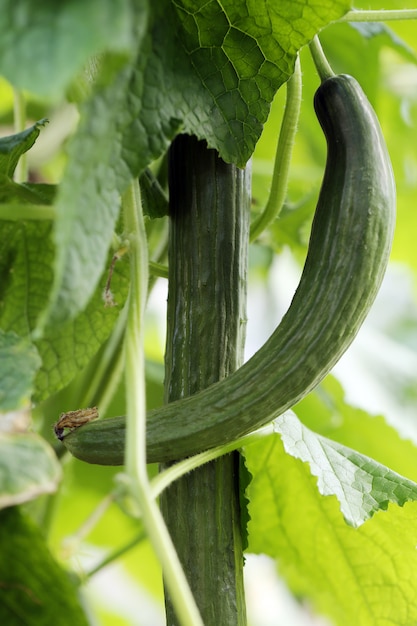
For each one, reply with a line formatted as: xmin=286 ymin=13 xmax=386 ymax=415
xmin=62 ymin=74 xmax=395 ymax=465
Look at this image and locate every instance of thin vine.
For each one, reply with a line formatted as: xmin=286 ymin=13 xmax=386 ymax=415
xmin=122 ymin=178 xmax=203 ymax=626
xmin=250 ymin=55 xmax=302 ymax=241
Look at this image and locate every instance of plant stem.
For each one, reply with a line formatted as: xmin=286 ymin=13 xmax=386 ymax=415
xmin=123 ymin=178 xmax=203 ymax=626
xmin=250 ymin=55 xmax=302 ymax=241
xmin=340 ymin=9 xmax=417 ymax=22
xmin=309 ymin=36 xmax=335 ymax=82
xmin=161 ymin=135 xmax=249 ymax=625
xmin=13 ymin=89 xmax=27 ymax=183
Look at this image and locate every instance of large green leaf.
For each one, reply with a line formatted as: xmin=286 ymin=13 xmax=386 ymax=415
xmin=0 ymin=507 xmax=89 ymax=625
xmin=156 ymin=0 xmax=350 ymax=166
xmin=245 ymin=429 xmax=417 ymax=626
xmin=37 ymin=64 xmax=142 ymax=328
xmin=0 ymin=221 xmax=129 ymax=400
xmin=39 ymin=0 xmax=349 ymax=326
xmin=0 ymin=0 xmax=139 ymax=98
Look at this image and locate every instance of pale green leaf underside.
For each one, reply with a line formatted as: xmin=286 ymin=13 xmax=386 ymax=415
xmin=38 ymin=65 xmax=138 ymax=327
xmin=38 ymin=5 xmax=149 ymax=328
xmin=0 ymin=330 xmax=40 ymax=410
xmin=294 ymin=375 xmax=417 ymax=483
xmin=0 ymin=434 xmax=61 ymax=509
xmin=245 ymin=428 xmax=417 ymax=626
xmin=274 ymin=411 xmax=417 ymax=527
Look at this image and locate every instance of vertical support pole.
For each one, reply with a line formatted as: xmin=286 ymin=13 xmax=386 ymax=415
xmin=161 ymin=135 xmax=250 ymax=625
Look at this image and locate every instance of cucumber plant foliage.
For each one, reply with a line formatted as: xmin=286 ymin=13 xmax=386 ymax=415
xmin=63 ymin=73 xmax=396 ymax=464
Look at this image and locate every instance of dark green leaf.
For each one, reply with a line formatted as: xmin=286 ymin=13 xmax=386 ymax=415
xmin=155 ymin=0 xmax=350 ymax=166
xmin=0 ymin=508 xmax=89 ymax=625
xmin=0 ymin=176 xmax=57 ymax=206
xmin=18 ymin=183 xmax=57 ymax=205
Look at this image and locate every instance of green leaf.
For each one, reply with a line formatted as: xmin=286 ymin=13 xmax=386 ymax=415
xmin=273 ymin=411 xmax=417 ymax=527
xmin=245 ymin=430 xmax=417 ymax=626
xmin=0 ymin=434 xmax=61 ymax=509
xmin=0 ymin=119 xmax=48 ymax=178
xmin=0 ymin=0 xmax=139 ymax=98
xmin=0 ymin=221 xmax=129 ymax=401
xmin=0 ymin=507 xmax=89 ymax=625
xmin=0 ymin=330 xmax=40 ymax=410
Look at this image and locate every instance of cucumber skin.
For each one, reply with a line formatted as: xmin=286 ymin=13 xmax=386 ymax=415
xmin=63 ymin=74 xmax=396 ymax=465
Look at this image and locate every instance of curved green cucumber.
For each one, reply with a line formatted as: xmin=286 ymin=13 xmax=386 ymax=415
xmin=63 ymin=74 xmax=396 ymax=465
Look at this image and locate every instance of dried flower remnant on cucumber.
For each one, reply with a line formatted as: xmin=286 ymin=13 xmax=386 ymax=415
xmin=54 ymin=407 xmax=99 ymax=441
